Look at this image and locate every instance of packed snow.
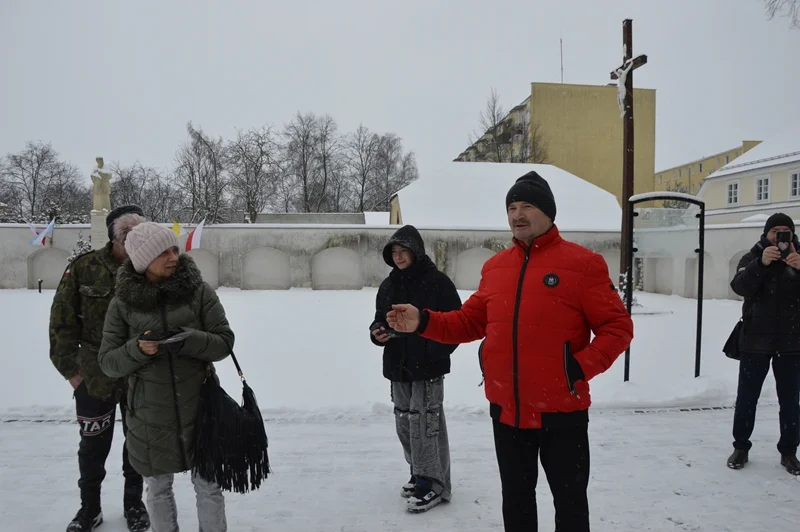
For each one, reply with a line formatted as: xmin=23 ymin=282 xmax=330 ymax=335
xmin=392 ymin=162 xmax=622 ymax=232
xmin=1 ymin=288 xmax=798 ymax=531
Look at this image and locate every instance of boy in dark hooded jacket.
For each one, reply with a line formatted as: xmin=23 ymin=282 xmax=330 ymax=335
xmin=370 ymin=225 xmax=462 ymax=513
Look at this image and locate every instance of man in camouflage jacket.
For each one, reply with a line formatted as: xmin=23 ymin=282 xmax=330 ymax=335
xmin=49 ymin=205 xmax=151 ymax=532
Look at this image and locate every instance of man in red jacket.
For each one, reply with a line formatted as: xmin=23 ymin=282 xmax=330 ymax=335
xmin=387 ymin=171 xmax=634 ymax=532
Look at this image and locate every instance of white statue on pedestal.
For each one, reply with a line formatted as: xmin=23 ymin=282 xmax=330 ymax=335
xmin=91 ymin=157 xmax=112 ymax=214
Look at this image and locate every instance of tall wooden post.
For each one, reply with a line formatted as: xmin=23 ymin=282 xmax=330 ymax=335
xmin=610 ymin=19 xmax=647 ymax=289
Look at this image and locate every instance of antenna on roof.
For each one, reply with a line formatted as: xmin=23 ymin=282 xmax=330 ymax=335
xmin=560 ymin=38 xmax=564 ymax=83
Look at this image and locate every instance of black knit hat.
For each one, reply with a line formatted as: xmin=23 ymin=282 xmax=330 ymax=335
xmin=106 ymin=205 xmax=144 ymax=241
xmin=764 ymin=212 xmax=795 ymax=235
xmin=505 ymin=171 xmax=557 ymax=221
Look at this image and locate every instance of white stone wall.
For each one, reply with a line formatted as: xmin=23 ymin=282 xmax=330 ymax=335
xmin=1 ymin=221 xmax=768 ymax=299
xmin=0 ymin=223 xmax=621 ymax=291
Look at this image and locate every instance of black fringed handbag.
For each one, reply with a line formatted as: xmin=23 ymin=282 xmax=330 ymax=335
xmin=193 ymin=353 xmax=270 ymax=494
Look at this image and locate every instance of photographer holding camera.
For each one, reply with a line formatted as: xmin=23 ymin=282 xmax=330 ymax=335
xmin=728 ymin=213 xmax=800 ymax=475
xmin=369 ymin=225 xmax=461 ymax=513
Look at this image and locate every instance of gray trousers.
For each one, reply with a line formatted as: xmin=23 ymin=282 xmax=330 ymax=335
xmin=144 ymin=472 xmax=226 ymax=532
xmin=391 ymin=377 xmax=451 ymax=498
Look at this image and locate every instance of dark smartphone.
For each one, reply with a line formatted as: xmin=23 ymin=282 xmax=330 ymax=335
xmin=370 ymin=322 xmax=397 ymax=338
xmin=776 ymin=230 xmax=792 ymax=258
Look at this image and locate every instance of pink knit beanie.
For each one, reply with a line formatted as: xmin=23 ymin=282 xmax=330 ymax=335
xmin=124 ymin=222 xmax=179 ymax=273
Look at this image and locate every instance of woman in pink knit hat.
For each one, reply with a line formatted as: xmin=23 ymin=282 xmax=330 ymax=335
xmin=98 ymin=222 xmax=234 ymax=532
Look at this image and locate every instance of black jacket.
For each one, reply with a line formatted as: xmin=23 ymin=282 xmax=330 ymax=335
xmin=370 ymin=225 xmax=462 ymax=381
xmin=731 ymin=234 xmax=800 ymax=355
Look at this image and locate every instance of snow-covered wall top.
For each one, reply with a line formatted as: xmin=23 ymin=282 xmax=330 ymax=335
xmin=395 ymin=162 xmax=622 ymax=232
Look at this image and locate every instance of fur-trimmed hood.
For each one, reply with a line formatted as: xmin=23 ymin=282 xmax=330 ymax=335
xmin=115 ymin=254 xmax=204 ymax=311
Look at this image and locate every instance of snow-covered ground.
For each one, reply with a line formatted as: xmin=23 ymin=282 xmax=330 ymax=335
xmin=1 ymin=288 xmax=797 ymax=531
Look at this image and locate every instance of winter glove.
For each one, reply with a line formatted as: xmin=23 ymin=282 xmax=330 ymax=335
xmin=567 ymin=354 xmax=585 ymax=384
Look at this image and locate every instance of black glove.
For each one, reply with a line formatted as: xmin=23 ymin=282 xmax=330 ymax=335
xmin=567 ymin=354 xmax=585 ymax=384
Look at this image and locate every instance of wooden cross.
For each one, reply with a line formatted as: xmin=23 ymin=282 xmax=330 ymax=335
xmin=609 ymin=18 xmax=647 ymax=291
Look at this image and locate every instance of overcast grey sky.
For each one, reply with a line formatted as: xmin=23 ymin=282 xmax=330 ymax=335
xmin=1 ymin=0 xmax=797 ymax=182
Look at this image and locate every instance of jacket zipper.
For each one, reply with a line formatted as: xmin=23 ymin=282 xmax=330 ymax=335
xmin=511 ymin=248 xmax=531 ymax=428
xmin=563 ymin=341 xmax=578 ymax=396
xmin=161 ymin=304 xmax=188 ymax=471
xmin=775 ymin=269 xmax=783 ymax=356
xmin=478 ymin=339 xmax=485 ymax=387
xmin=128 ymin=376 xmax=139 ymax=416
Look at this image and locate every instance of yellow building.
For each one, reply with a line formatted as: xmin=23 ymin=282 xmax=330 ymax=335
xmin=653 ymin=141 xmax=761 ymax=196
xmin=455 ymin=82 xmax=657 ymax=206
xmin=697 ymin=135 xmax=800 ymax=224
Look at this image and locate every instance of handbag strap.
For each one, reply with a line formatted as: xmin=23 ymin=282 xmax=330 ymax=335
xmin=198 ymin=283 xmax=245 ymax=380
xmin=229 ymin=351 xmax=244 ymax=380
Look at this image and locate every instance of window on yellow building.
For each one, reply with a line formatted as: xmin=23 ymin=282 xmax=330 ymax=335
xmin=725 ymin=155 xmax=730 ymax=164
xmin=658 ymin=175 xmax=662 ymax=184
xmin=699 ymin=163 xmax=703 ymax=173
xmin=726 ymin=181 xmax=739 ymax=206
xmin=791 ymin=171 xmax=800 ymax=198
xmin=756 ymin=176 xmax=771 ymax=203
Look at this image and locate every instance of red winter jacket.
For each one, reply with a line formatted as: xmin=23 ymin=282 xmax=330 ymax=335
xmin=418 ymin=226 xmax=633 ymax=429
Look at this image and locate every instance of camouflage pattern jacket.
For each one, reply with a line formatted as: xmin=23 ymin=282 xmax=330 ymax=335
xmin=49 ymin=242 xmax=126 ymax=402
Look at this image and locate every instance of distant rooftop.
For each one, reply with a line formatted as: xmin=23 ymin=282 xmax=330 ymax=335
xmin=708 ymin=129 xmax=800 ymax=179
xmin=393 ymin=161 xmax=621 ymax=232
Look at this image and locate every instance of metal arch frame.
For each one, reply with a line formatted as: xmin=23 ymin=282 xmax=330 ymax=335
xmin=623 ymin=192 xmax=706 ymax=382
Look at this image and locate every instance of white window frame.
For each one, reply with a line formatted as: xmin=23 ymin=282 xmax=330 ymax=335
xmin=790 ymin=169 xmax=800 ymax=199
xmin=726 ymin=180 xmax=740 ymax=206
xmin=754 ymin=175 xmax=771 ymax=204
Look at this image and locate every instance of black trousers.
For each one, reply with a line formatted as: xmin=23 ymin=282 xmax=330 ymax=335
xmin=733 ymin=354 xmax=800 ymax=456
xmin=492 ymin=419 xmax=590 ymax=532
xmin=74 ymin=383 xmax=142 ymax=510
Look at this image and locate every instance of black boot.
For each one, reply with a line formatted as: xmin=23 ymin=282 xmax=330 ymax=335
xmin=780 ymin=454 xmax=800 ymax=476
xmin=727 ymin=449 xmax=748 ymax=469
xmin=401 ymin=475 xmax=416 ymax=498
xmin=66 ymin=506 xmax=103 ymax=532
xmin=124 ymin=500 xmax=150 ymax=532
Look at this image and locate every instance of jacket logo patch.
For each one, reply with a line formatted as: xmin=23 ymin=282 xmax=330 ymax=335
xmin=543 ymin=273 xmax=560 ymax=288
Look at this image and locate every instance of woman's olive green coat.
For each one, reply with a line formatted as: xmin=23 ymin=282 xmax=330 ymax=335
xmin=98 ymin=255 xmax=234 ymax=478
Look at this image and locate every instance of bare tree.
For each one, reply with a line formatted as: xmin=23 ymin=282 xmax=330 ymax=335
xmin=282 ymin=112 xmax=321 ymax=213
xmin=471 ymin=88 xmax=508 ymax=163
xmin=110 ymin=162 xmax=156 ymax=208
xmin=147 ymin=175 xmax=182 ymax=223
xmin=109 ymin=162 xmax=177 ymax=222
xmin=173 ymin=122 xmax=227 ymax=222
xmin=226 ymin=126 xmax=281 ymax=222
xmin=346 ymin=124 xmax=381 ymax=212
xmin=513 ymin=114 xmax=550 ymax=164
xmin=41 ymin=179 xmax=91 ymax=223
xmin=766 ymin=0 xmax=800 ymax=28
xmin=368 ymin=134 xmax=418 ymax=211
xmin=663 ymin=181 xmax=691 ymax=209
xmin=311 ymin=115 xmax=345 ymax=212
xmin=0 ymin=141 xmax=82 ymax=220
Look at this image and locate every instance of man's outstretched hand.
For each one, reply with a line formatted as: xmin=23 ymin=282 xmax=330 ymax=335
xmin=387 ymin=304 xmax=421 ymax=333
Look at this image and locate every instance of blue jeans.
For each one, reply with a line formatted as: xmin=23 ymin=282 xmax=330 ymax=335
xmin=733 ymin=354 xmax=800 ymax=456
xmin=144 ymin=472 xmax=226 ymax=532
xmin=391 ymin=377 xmax=451 ymax=498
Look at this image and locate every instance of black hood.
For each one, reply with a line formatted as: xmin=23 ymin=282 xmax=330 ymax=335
xmin=382 ymin=225 xmax=430 ymax=269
